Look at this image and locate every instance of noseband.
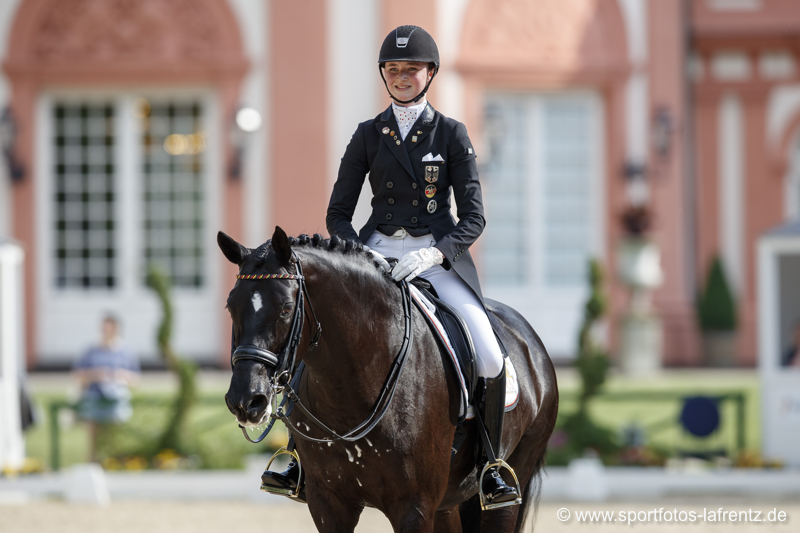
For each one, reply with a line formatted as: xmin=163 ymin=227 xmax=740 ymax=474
xmin=231 ymin=254 xmax=322 ymax=387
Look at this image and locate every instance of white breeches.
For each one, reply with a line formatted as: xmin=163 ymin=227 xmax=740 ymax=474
xmin=365 ymin=232 xmax=504 ymax=378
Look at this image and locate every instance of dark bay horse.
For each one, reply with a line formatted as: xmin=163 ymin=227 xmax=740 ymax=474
xmin=221 ymin=226 xmax=558 ymax=532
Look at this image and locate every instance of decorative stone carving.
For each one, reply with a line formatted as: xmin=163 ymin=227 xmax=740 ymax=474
xmin=30 ymin=0 xmax=228 ymax=63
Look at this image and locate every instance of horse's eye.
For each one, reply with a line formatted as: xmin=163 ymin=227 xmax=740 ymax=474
xmin=280 ymin=302 xmax=293 ymax=317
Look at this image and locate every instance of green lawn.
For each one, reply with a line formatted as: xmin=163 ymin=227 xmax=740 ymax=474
xmin=552 ymin=368 xmax=761 ymax=462
xmin=25 ymin=387 xmax=289 ymax=471
xmin=23 ymin=369 xmax=761 ymax=471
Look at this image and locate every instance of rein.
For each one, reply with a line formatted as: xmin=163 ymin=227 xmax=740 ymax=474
xmin=231 ymin=253 xmax=415 ymax=444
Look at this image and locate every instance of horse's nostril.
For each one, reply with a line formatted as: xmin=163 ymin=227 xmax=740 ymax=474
xmin=246 ymin=394 xmax=268 ymax=418
xmin=225 ymin=394 xmax=241 ymax=416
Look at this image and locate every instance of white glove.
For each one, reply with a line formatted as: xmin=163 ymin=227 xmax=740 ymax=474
xmin=363 ymin=246 xmax=392 ymax=274
xmin=392 ymin=247 xmax=444 ymax=282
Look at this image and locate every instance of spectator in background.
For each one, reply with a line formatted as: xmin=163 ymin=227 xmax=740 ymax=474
xmin=73 ymin=314 xmax=140 ymax=461
xmin=782 ymin=320 xmax=800 ymax=367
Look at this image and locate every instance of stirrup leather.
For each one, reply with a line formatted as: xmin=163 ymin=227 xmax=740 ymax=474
xmin=260 ymin=447 xmax=304 ymax=501
xmin=478 ymin=459 xmax=523 ymax=510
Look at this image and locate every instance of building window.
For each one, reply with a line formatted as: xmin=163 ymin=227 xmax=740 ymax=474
xmin=141 ymin=101 xmax=206 ymax=287
xmin=482 ymin=93 xmax=600 ymax=290
xmin=49 ymin=97 xmax=208 ymax=291
xmin=541 ymin=99 xmax=594 ymax=287
xmin=53 ymin=102 xmax=117 ymax=288
xmin=481 ymin=99 xmax=528 ymax=285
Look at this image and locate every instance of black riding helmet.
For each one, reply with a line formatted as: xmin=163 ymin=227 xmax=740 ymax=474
xmin=378 ymin=25 xmax=439 ymax=105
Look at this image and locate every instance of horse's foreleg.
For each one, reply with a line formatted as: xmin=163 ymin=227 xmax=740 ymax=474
xmin=433 ymin=506 xmax=462 ymax=533
xmin=385 ymin=501 xmax=438 ymax=533
xmin=306 ymin=484 xmax=363 ymax=533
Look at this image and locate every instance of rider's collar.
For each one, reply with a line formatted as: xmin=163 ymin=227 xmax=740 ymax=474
xmin=392 ymin=99 xmax=427 ymax=116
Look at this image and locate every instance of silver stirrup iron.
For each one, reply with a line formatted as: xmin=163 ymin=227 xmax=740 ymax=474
xmin=260 ymin=447 xmax=303 ymax=500
xmin=478 ymin=459 xmax=523 ymax=511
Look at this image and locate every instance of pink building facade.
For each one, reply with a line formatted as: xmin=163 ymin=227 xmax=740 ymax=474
xmin=0 ymin=0 xmax=795 ymax=367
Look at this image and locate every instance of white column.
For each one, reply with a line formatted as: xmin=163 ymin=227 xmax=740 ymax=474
xmin=620 ymin=0 xmax=648 ymax=203
xmin=0 ymin=238 xmax=25 ymax=471
xmin=229 ymin=0 xmax=269 ymax=245
xmin=718 ymin=93 xmax=745 ymax=294
xmin=326 ymin=0 xmax=380 ymax=232
xmin=0 ymin=0 xmax=23 ymax=237
xmin=435 ymin=0 xmax=470 ymax=119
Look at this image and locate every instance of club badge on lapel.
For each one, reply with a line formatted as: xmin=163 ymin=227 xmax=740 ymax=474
xmin=425 ymin=185 xmax=436 ymax=198
xmin=427 ymin=200 xmax=437 ymax=214
xmin=425 ymin=166 xmax=439 ymax=183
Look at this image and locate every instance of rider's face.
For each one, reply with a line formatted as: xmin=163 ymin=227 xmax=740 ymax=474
xmin=383 ymin=61 xmax=432 ymax=105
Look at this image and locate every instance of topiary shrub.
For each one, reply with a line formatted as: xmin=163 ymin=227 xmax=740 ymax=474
xmin=697 ymin=256 xmax=737 ymax=332
xmin=146 ymin=264 xmax=199 ymax=456
xmin=549 ymin=259 xmax=619 ymax=464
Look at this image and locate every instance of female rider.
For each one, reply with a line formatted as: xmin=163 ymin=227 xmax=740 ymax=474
xmin=262 ymin=25 xmax=518 ymax=507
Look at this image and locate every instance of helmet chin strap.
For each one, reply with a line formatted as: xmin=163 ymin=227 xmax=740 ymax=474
xmin=379 ymin=66 xmax=438 ymax=105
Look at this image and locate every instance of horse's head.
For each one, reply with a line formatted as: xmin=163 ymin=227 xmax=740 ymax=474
xmin=219 ymin=226 xmax=300 ymax=427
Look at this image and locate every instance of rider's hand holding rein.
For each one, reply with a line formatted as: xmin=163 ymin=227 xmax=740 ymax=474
xmin=392 ymin=246 xmax=444 ymax=282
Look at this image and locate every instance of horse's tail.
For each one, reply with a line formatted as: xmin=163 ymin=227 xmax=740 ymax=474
xmin=514 ymin=455 xmax=545 ymax=533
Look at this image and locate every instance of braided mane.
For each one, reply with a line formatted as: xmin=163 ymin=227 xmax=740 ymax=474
xmin=253 ymin=233 xmax=391 ymax=277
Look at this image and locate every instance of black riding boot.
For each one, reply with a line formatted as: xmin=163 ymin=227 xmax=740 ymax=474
xmin=261 ymin=438 xmax=305 ymax=502
xmin=479 ymin=364 xmax=520 ymax=506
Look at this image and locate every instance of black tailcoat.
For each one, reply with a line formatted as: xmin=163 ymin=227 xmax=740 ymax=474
xmin=326 ymin=103 xmax=487 ymax=305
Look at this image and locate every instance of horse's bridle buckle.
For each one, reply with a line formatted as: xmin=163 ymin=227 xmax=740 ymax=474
xmin=273 ymin=370 xmax=291 ymax=388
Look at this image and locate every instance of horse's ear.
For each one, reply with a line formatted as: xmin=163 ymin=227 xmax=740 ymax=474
xmin=272 ymin=226 xmax=293 ymax=266
xmin=217 ymin=231 xmax=249 ymax=265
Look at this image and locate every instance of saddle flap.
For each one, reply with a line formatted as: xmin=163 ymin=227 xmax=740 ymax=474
xmin=409 ymin=284 xmax=477 ymax=419
xmin=431 ymin=296 xmax=479 ymax=402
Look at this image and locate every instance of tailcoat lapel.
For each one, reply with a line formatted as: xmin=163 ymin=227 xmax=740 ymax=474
xmin=404 ymin=103 xmax=436 ymax=152
xmin=376 ymin=106 xmax=415 ymax=179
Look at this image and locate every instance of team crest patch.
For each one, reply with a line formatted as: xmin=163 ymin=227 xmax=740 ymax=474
xmin=425 ymin=165 xmax=439 ymax=183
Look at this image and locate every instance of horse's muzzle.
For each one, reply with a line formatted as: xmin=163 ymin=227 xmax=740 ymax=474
xmin=225 ymin=390 xmax=272 ymax=426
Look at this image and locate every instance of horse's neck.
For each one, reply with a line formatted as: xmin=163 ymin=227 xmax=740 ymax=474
xmin=299 ymin=253 xmax=402 ymax=399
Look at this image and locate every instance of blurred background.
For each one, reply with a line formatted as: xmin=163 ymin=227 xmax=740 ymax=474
xmin=1 ymin=0 xmax=800 ymax=521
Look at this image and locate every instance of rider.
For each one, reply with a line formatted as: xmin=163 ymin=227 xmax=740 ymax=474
xmin=262 ymin=25 xmax=519 ymax=507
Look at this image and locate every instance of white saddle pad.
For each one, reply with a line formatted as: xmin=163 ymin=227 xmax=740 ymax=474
xmin=408 ymin=285 xmax=520 ymax=421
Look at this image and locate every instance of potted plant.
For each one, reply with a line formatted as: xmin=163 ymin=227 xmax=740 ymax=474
xmin=696 ymin=256 xmax=738 ymax=366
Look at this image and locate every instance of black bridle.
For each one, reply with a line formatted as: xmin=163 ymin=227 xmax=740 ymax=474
xmin=231 ymin=254 xmax=321 ymax=385
xmin=231 ymin=252 xmax=415 ymax=444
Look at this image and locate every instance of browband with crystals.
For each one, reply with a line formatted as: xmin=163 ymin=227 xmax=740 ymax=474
xmin=236 ymin=273 xmax=304 ymax=280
